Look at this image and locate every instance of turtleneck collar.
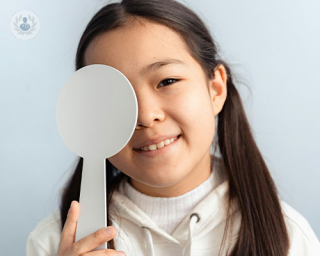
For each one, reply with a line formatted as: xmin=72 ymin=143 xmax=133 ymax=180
xmin=122 ymin=158 xmax=223 ymax=235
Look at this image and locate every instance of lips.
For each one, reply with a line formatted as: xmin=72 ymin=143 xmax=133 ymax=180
xmin=133 ymin=134 xmax=181 ymax=156
xmin=133 ymin=134 xmax=181 ymax=150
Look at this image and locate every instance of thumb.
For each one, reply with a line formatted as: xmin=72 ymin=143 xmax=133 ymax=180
xmin=58 ymin=201 xmax=80 ymax=256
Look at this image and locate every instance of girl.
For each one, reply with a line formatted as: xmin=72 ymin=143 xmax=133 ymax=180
xmin=27 ymin=0 xmax=320 ymax=255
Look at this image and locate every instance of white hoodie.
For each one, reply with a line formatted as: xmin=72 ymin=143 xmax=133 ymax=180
xmin=27 ymin=159 xmax=320 ymax=255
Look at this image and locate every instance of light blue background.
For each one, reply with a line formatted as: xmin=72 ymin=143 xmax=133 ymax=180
xmin=1 ymin=0 xmax=319 ymax=255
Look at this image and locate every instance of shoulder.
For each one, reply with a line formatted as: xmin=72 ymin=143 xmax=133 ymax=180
xmin=27 ymin=209 xmax=61 ymax=256
xmin=280 ymin=200 xmax=320 ymax=256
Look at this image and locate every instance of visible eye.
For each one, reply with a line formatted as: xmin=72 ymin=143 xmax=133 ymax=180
xmin=157 ymin=78 xmax=179 ymax=87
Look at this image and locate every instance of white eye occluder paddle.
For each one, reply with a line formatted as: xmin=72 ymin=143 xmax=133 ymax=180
xmin=56 ymin=64 xmax=138 ymax=250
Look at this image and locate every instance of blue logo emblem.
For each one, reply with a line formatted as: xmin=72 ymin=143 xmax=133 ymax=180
xmin=10 ymin=10 xmax=40 ymax=40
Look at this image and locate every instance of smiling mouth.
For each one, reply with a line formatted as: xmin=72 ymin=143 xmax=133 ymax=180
xmin=134 ymin=134 xmax=182 ymax=152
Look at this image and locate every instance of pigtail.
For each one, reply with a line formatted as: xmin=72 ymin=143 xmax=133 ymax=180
xmin=60 ymin=158 xmax=82 ymax=230
xmin=216 ymin=61 xmax=290 ymax=255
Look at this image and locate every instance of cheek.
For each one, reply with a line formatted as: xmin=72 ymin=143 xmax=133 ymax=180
xmin=107 ymin=155 xmax=122 ymax=172
xmin=173 ymin=88 xmax=214 ymax=127
xmin=174 ymin=89 xmax=215 ymax=145
xmin=107 ymin=147 xmax=131 ymax=173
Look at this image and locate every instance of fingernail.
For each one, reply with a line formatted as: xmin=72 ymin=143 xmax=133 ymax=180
xmin=104 ymin=227 xmax=113 ymax=236
xmin=68 ymin=201 xmax=74 ymax=215
xmin=117 ymin=252 xmax=126 ymax=256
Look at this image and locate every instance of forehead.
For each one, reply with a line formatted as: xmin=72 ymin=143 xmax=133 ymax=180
xmin=84 ymin=18 xmax=193 ymax=69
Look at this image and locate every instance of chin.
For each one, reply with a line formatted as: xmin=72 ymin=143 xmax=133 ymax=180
xmin=137 ymin=172 xmax=184 ymax=188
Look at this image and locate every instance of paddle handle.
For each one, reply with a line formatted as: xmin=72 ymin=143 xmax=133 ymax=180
xmin=75 ymin=157 xmax=107 ymax=250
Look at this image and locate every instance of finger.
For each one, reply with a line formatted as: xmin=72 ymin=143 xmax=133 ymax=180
xmin=66 ymin=226 xmax=117 ymax=255
xmin=58 ymin=201 xmax=80 ymax=256
xmin=82 ymin=249 xmax=126 ymax=256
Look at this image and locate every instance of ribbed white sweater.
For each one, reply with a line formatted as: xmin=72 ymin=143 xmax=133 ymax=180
xmin=123 ymin=170 xmax=218 ymax=235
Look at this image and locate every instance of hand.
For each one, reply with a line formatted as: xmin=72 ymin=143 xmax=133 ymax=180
xmin=58 ymin=201 xmax=126 ymax=256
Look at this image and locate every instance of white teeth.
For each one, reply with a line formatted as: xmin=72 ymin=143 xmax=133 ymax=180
xmin=164 ymin=139 xmax=171 ymax=145
xmin=156 ymin=141 xmax=165 ymax=149
xmin=139 ymin=136 xmax=178 ymax=151
xmin=148 ymin=144 xmax=157 ymax=151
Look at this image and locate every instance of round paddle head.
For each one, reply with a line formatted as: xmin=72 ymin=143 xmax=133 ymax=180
xmin=56 ymin=64 xmax=137 ymax=160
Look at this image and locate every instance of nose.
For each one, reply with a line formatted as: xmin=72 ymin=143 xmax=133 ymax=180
xmin=135 ymin=94 xmax=165 ymax=129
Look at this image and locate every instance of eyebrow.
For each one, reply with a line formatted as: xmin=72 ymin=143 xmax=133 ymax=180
xmin=139 ymin=58 xmax=186 ymax=76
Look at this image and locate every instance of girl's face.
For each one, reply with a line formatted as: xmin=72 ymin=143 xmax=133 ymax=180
xmin=84 ymin=18 xmax=227 ymax=197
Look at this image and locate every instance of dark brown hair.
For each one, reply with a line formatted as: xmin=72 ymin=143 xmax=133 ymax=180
xmin=60 ymin=0 xmax=290 ymax=255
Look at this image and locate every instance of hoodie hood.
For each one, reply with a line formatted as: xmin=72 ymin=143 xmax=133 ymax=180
xmin=26 ymin=158 xmax=320 ymax=256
